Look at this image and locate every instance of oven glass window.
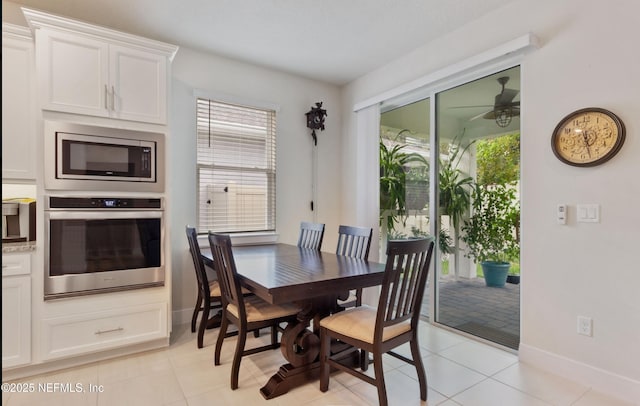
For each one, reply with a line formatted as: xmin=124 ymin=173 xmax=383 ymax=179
xmin=49 ymin=218 xmax=161 ymax=276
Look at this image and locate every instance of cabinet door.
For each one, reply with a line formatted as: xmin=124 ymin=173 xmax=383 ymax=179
xmin=2 ymin=34 xmax=36 ymax=180
xmin=109 ymin=44 xmax=167 ymax=124
xmin=36 ymin=28 xmax=109 ymax=117
xmin=2 ymin=276 xmax=32 ymax=368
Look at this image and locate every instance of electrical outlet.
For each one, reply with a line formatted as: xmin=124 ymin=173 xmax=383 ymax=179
xmin=577 ymin=316 xmax=593 ymax=337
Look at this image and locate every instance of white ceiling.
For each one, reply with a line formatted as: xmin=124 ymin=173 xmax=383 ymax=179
xmin=8 ymin=0 xmax=515 ymax=85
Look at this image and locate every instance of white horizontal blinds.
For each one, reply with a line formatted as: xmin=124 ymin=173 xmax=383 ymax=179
xmin=197 ymin=98 xmax=276 ymax=233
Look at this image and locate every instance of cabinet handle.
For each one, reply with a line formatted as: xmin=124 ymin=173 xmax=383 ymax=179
xmin=111 ymin=85 xmax=115 ymax=111
xmin=95 ymin=327 xmax=124 ymax=335
xmin=104 ymin=85 xmax=109 ymax=109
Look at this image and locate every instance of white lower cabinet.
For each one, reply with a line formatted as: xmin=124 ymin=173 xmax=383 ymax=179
xmin=41 ymin=302 xmax=167 ymax=361
xmin=2 ymin=253 xmax=32 ymax=368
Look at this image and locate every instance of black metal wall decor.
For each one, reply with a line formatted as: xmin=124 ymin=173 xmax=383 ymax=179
xmin=305 ymin=102 xmax=327 ymax=145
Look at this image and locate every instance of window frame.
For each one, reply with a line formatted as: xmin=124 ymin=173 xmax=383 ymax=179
xmin=195 ymin=93 xmax=278 ymax=236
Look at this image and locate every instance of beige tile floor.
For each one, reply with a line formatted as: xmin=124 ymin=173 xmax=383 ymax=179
xmin=2 ymin=321 xmax=634 ymax=406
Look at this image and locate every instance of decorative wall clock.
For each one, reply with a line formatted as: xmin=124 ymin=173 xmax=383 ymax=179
xmin=551 ymin=107 xmax=625 ymax=167
xmin=305 ymin=102 xmax=327 ymax=145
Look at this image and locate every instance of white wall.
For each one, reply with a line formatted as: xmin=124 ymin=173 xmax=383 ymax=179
xmin=169 ymin=47 xmax=341 ymax=314
xmin=341 ymin=0 xmax=640 ymax=401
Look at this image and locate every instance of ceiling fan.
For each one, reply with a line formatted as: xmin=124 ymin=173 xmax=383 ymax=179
xmin=462 ymin=76 xmax=520 ymax=127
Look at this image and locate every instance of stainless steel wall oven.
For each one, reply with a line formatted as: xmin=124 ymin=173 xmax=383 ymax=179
xmin=44 ymin=196 xmax=164 ymax=299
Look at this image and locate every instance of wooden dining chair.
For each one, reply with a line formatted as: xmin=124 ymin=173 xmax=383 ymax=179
xmin=208 ymin=232 xmax=301 ymax=390
xmin=336 ymin=225 xmax=373 ymax=309
xmin=297 ymin=221 xmax=325 ymax=250
xmin=186 ymin=226 xmax=250 ymax=348
xmin=185 ymin=226 xmax=224 ymax=349
xmin=319 ymin=238 xmax=435 ymax=406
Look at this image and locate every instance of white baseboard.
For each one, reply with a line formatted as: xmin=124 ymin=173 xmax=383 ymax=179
xmin=2 ymin=338 xmax=169 ymax=381
xmin=519 ymin=343 xmax=640 ymax=404
xmin=172 ymin=307 xmax=195 ymax=328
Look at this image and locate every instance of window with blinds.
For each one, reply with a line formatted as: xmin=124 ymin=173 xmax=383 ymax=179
xmin=196 ymin=98 xmax=276 ymax=233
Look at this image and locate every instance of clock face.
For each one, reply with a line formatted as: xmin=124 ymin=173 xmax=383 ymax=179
xmin=306 ymin=111 xmax=325 ymax=130
xmin=551 ymin=108 xmax=625 ymax=167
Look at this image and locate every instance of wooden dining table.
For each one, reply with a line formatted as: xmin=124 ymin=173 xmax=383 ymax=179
xmin=201 ymin=243 xmax=386 ymax=399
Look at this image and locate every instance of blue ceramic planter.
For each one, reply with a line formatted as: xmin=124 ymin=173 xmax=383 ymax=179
xmin=481 ymin=261 xmax=510 ymax=287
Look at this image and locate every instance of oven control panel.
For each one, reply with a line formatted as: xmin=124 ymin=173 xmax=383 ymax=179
xmin=48 ymin=197 xmax=162 ymax=209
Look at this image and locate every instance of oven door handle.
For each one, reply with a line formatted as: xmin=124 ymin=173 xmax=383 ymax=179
xmin=46 ymin=210 xmax=163 ymax=220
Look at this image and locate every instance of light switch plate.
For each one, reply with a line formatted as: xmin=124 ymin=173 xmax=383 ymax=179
xmin=557 ymin=204 xmax=567 ymax=224
xmin=577 ymin=204 xmax=599 ymax=223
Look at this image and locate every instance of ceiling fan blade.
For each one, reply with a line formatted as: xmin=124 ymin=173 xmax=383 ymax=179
xmin=449 ymin=104 xmax=494 ymax=109
xmin=469 ymin=110 xmax=492 ymax=121
xmin=483 ymin=110 xmax=497 ymax=119
xmin=496 ymin=88 xmax=519 ymax=105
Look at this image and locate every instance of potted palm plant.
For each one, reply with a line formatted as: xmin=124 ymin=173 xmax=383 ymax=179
xmin=379 ymin=140 xmax=428 ymax=231
xmin=461 ymin=182 xmax=520 ymax=287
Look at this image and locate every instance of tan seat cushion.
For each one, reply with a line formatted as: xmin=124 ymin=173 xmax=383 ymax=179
xmin=319 ymin=306 xmax=411 ymax=344
xmin=226 ymin=295 xmax=300 ymax=323
xmin=208 ymin=280 xmax=250 ymax=298
xmin=209 ymin=280 xmax=222 ymax=297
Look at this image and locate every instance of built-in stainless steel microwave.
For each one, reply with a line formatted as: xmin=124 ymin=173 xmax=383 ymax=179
xmin=44 ymin=122 xmax=165 ymax=192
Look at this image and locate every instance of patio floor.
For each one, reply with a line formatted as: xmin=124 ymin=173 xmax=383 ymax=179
xmin=421 ymin=277 xmax=520 ymax=350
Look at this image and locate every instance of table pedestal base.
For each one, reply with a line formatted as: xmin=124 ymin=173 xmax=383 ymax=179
xmin=259 ymin=294 xmax=361 ymax=399
xmin=259 ymin=343 xmax=360 ymax=399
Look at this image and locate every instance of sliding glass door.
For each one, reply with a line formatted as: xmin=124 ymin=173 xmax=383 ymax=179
xmin=434 ymin=66 xmax=521 ymax=349
xmin=378 ymin=65 xmax=521 ymax=349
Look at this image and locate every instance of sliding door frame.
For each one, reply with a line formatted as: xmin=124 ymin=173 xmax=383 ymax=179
xmin=371 ymin=55 xmax=529 ymax=323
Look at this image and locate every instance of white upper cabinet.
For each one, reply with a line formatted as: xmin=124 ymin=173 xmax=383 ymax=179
xmin=109 ymin=44 xmax=167 ymax=123
xmin=24 ymin=8 xmax=177 ymax=125
xmin=2 ymin=24 xmax=36 ymax=180
xmin=37 ymin=29 xmax=109 ymax=118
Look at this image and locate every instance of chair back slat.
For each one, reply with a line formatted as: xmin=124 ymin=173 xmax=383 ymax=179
xmin=400 ymin=250 xmax=423 ymax=315
xmin=383 ymin=256 xmax=403 ymax=321
xmin=376 ymin=238 xmax=434 ymax=337
xmin=208 ymin=233 xmax=245 ymax=317
xmin=394 ymin=253 xmax=413 ymax=317
xmin=297 ymin=221 xmax=325 ymax=250
xmin=186 ymin=226 xmax=210 ymax=298
xmin=336 ymin=225 xmax=372 ymax=260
